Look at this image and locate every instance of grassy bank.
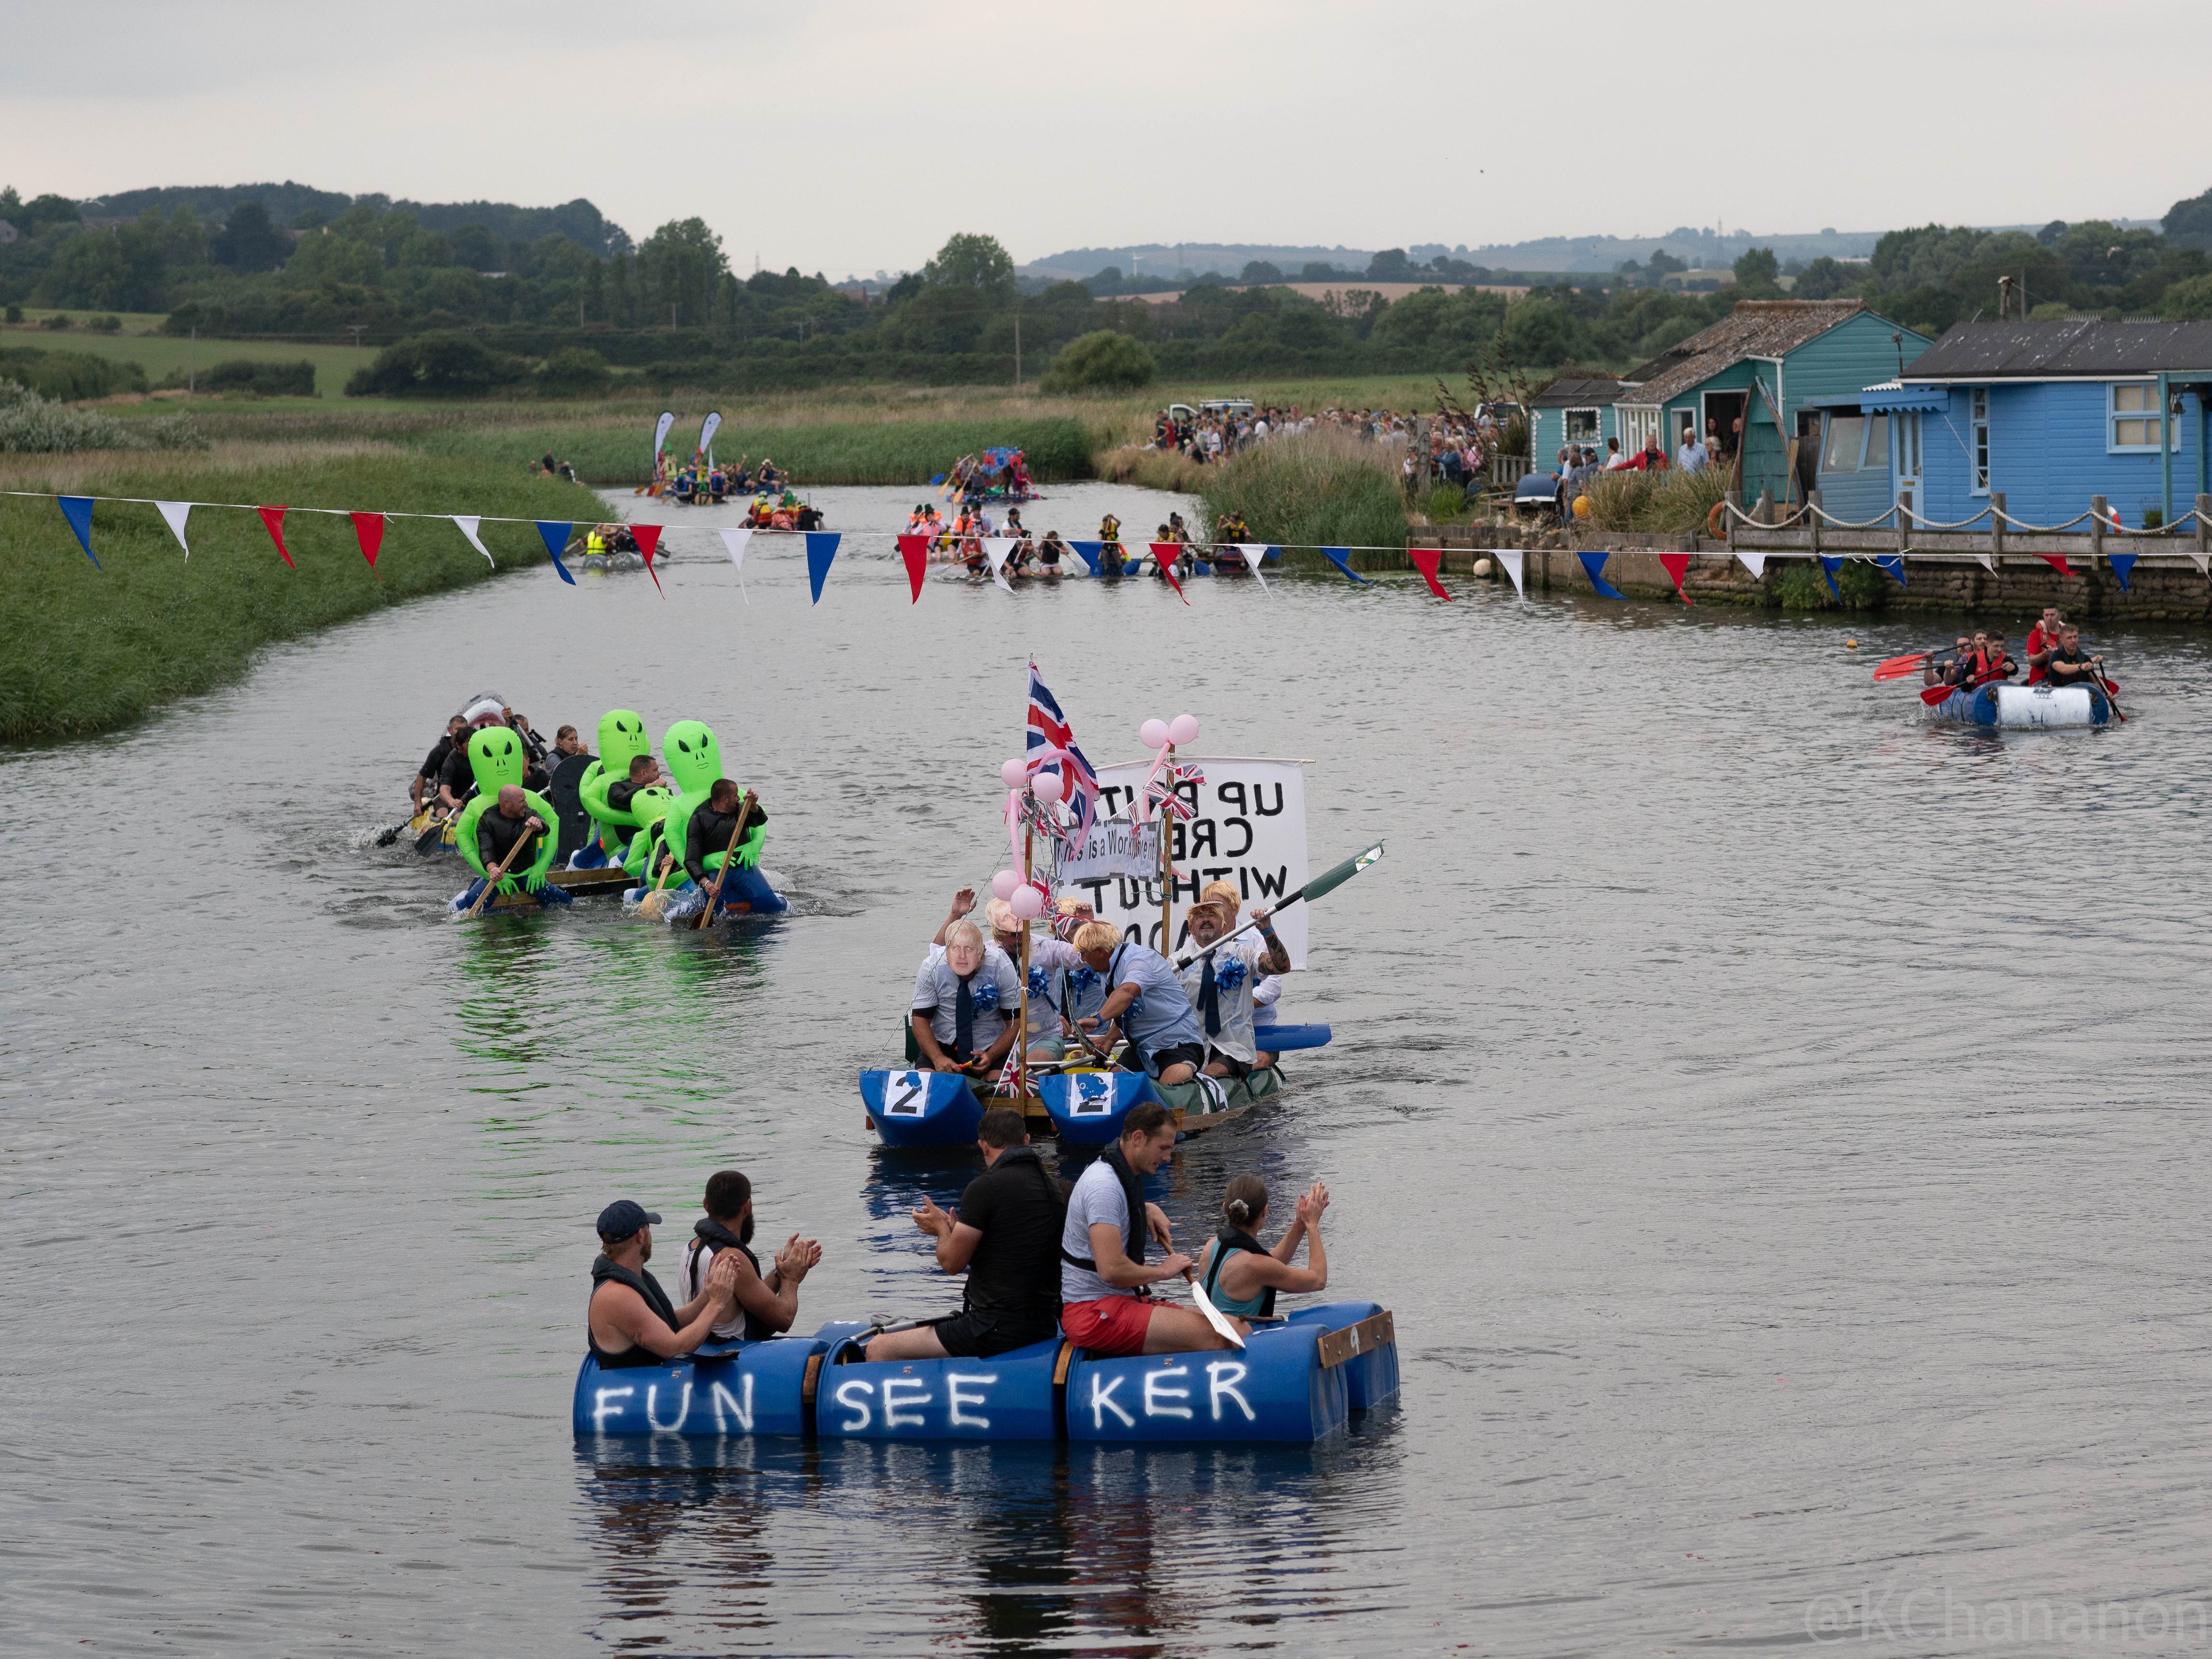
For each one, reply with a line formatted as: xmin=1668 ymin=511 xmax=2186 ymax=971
xmin=0 ymin=323 xmax=375 ymax=394
xmin=0 ymin=445 xmax=593 ymax=742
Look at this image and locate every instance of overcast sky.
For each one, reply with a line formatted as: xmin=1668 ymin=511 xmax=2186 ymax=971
xmin=5 ymin=0 xmax=2207 ymax=275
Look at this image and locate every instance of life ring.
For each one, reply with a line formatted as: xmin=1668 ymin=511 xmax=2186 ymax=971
xmin=1706 ymin=501 xmax=1726 ymax=537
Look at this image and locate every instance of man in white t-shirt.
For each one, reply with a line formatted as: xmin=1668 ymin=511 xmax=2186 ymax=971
xmin=1058 ymin=1103 xmax=1240 ymax=1356
xmin=912 ymin=920 xmax=1021 ymax=1077
xmin=1176 ymin=900 xmax=1291 ymax=1078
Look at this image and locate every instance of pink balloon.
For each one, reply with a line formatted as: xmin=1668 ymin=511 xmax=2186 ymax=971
xmin=990 ymin=870 xmax=1020 ymax=901
xmin=1139 ymin=718 xmax=1169 ymax=749
xmin=1009 ymin=886 xmax=1044 ymax=920
xmin=1031 ymin=772 xmax=1064 ymax=803
xmin=999 ymin=757 xmax=1028 ymax=788
xmin=1168 ymin=714 xmax=1199 ymax=746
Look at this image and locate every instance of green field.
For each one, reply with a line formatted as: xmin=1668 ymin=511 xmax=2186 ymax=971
xmin=0 ymin=321 xmax=374 ymax=395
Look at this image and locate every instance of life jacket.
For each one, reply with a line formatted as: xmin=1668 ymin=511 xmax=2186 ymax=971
xmin=588 ymin=1254 xmax=681 ymax=1368
xmin=586 ymin=530 xmax=607 ymax=555
xmin=1201 ymin=1223 xmax=1277 ymax=1319
xmin=683 ymin=1219 xmax=775 ymax=1341
xmin=1059 ymin=1144 xmax=1150 ymax=1293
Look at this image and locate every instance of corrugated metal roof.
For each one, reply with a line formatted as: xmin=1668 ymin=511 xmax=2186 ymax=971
xmin=1530 ymin=374 xmax=1626 ymax=407
xmin=1610 ymin=299 xmax=1873 ymax=408
xmin=1903 ymin=318 xmax=2212 ymax=379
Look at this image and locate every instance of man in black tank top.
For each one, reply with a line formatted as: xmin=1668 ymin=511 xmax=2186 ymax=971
xmin=677 ymin=1169 xmax=820 ymax=1342
xmin=586 ymin=1200 xmax=743 ymax=1369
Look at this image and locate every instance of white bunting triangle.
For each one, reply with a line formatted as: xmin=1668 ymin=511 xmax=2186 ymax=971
xmin=1492 ymin=548 xmax=1525 ymax=598
xmin=1235 ymin=542 xmax=1269 ymax=587
xmin=982 ymin=537 xmax=1017 ymax=593
xmin=1734 ymin=550 xmax=1767 ymax=579
xmin=156 ymin=500 xmax=192 ymax=557
xmin=2191 ymin=552 xmax=2210 ymax=577
xmin=719 ymin=527 xmax=753 ymax=571
xmin=1976 ymin=551 xmax=1996 ymax=572
xmin=452 ymin=515 xmax=494 ymax=567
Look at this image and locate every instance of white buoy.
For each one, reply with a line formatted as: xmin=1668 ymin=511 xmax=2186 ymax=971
xmin=1473 ymin=557 xmax=1493 ymax=577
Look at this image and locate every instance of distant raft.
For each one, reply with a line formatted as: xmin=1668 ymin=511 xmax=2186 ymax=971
xmin=1931 ymin=683 xmax=2110 ymax=729
xmin=574 ymin=1301 xmax=1398 ymax=1445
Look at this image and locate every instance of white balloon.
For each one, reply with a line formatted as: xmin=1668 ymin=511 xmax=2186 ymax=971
xmin=1167 ymin=713 xmax=1199 ymax=746
xmin=1031 ymin=772 xmax=1064 ymax=803
xmin=999 ymin=757 xmax=1027 ymax=788
xmin=1009 ymin=885 xmax=1044 ymax=920
xmin=990 ymin=870 xmax=1020 ymax=900
xmin=1139 ymin=718 xmax=1169 ymax=749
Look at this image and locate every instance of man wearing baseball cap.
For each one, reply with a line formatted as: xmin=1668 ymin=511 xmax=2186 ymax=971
xmin=586 ymin=1199 xmax=743 ymax=1369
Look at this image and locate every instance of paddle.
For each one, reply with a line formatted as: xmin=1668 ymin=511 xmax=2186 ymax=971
xmin=414 ymin=808 xmax=458 ymax=853
xmin=1872 ymin=647 xmax=1960 ymax=682
xmin=690 ymin=791 xmax=757 ymax=931
xmin=464 ymin=818 xmax=540 ymax=919
xmin=1171 ymin=843 xmax=1385 ymax=966
xmin=1182 ymin=1265 xmax=1245 ymax=1349
xmin=2091 ymin=667 xmax=2128 ymax=723
xmin=376 ymin=809 xmax=416 ymax=848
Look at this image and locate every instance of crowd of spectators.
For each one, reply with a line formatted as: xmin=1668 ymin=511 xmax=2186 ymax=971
xmin=1144 ymin=402 xmax=1516 ymax=493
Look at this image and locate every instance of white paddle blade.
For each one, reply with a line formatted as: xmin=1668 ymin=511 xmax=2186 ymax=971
xmin=1187 ymin=1272 xmax=1245 ymax=1349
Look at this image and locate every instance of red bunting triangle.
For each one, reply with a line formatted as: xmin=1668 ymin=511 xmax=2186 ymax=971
xmin=1147 ymin=543 xmax=1190 ymax=605
xmin=2039 ymin=553 xmax=2074 ymax=578
xmin=1658 ymin=551 xmax=1695 ymax=605
xmin=897 ymin=534 xmax=930 ymax=603
xmin=630 ymin=523 xmax=664 ymax=595
xmin=350 ymin=512 xmax=384 ymax=579
xmin=1407 ymin=547 xmax=1453 ymax=600
xmin=257 ymin=505 xmax=294 ymax=569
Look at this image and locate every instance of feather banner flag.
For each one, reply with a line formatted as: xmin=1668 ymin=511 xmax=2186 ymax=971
xmin=1234 ymin=543 xmax=1269 ymax=588
xmin=1657 ymin=551 xmax=1695 ymax=605
xmin=55 ymin=495 xmax=97 ymax=567
xmin=535 ymin=520 xmax=576 ymax=584
xmin=629 ymin=523 xmax=664 ymax=595
xmin=1321 ymin=547 xmax=1372 ymax=585
xmin=156 ymin=500 xmax=192 ymax=558
xmin=1818 ymin=553 xmax=1843 ymax=598
xmin=257 ymin=505 xmax=295 ymax=569
xmin=697 ymin=411 xmax=721 ymax=459
xmin=896 ymin=533 xmax=929 ymax=601
xmin=805 ymin=532 xmax=840 ymax=604
xmin=982 ymin=537 xmax=1017 ymax=594
xmin=1492 ymin=548 xmax=1526 ymax=598
xmin=1147 ymin=543 xmax=1190 ymax=605
xmin=350 ymin=512 xmax=384 ymax=578
xmin=1578 ymin=550 xmax=1626 ymax=599
xmin=1066 ymin=540 xmax=1105 ymax=576
xmin=1407 ymin=547 xmax=1453 ymax=600
xmin=1874 ymin=554 xmax=1907 ymax=591
xmin=453 ymin=515 xmax=495 ymax=567
xmin=2039 ymin=553 xmax=2075 ymax=578
xmin=652 ymin=410 xmax=675 ymax=465
xmin=2108 ymin=551 xmax=2136 ymax=592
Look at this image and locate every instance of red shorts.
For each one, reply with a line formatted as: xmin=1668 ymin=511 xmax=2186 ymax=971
xmin=1060 ymin=1295 xmax=1155 ymax=1357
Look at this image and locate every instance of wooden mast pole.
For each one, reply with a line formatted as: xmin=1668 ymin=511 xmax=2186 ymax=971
xmin=1158 ymin=742 xmax=1174 ymax=952
xmin=1017 ymin=822 xmax=1033 ymax=1103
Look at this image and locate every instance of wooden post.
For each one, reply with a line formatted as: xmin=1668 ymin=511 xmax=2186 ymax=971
xmin=2197 ymin=493 xmax=2211 ymax=556
xmin=1016 ymin=824 xmax=1033 ymax=1101
xmin=1754 ymin=487 xmax=1775 ymax=526
xmin=1989 ymin=491 xmax=2005 ymax=565
xmin=1724 ymin=488 xmax=1741 ymax=550
xmin=1898 ymin=492 xmax=1912 ymax=556
xmin=1413 ymin=416 xmax=1431 ymax=497
xmin=1807 ymin=488 xmax=1822 ymax=556
xmin=1158 ymin=745 xmax=1174 ymax=954
xmin=2090 ymin=495 xmax=2107 ymax=565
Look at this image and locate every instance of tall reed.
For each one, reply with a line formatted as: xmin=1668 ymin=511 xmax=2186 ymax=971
xmin=1197 ymin=428 xmax=1408 ymax=550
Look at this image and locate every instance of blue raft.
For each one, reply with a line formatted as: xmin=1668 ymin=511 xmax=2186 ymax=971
xmin=575 ymin=1301 xmax=1398 ymax=1444
xmin=1932 ymin=682 xmax=2109 ymax=729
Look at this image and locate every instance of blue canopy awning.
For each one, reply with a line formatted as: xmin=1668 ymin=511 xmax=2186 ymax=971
xmin=1861 ymin=385 xmax=1951 ymax=413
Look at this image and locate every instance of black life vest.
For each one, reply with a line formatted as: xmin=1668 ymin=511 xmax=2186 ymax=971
xmin=1060 ymin=1144 xmax=1148 ymax=1277
xmin=1201 ymin=1223 xmax=1278 ymax=1318
xmin=588 ymin=1254 xmax=680 ymax=1368
xmin=687 ymin=1218 xmax=774 ymax=1341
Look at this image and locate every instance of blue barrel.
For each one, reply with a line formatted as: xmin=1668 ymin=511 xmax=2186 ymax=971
xmin=1282 ymin=1300 xmax=1400 ymax=1411
xmin=571 ymin=1335 xmax=824 ymax=1437
xmin=710 ymin=864 xmax=789 ymax=915
xmin=1065 ymin=1320 xmax=1348 ymax=1443
xmin=860 ymin=1069 xmax=985 ymax=1147
xmin=814 ymin=1336 xmax=1063 ymax=1441
xmin=1038 ymin=1069 xmax=1161 ymax=1145
xmin=1253 ymin=1017 xmax=1332 ymax=1052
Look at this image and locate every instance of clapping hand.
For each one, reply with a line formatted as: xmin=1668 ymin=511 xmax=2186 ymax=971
xmin=776 ymin=1233 xmax=821 ymax=1282
xmin=705 ymin=1248 xmax=746 ymax=1307
xmin=911 ymin=1195 xmax=955 ymax=1239
xmin=1295 ymin=1182 xmax=1331 ymax=1227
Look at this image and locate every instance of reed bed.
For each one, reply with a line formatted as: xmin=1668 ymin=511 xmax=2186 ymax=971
xmin=1197 ymin=428 xmax=1407 ymax=552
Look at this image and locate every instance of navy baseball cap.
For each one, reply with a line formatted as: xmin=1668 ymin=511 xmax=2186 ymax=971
xmin=595 ymin=1200 xmax=661 ymax=1238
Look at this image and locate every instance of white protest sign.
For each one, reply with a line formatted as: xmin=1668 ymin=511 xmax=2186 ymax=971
xmin=1078 ymin=758 xmax=1309 ymax=967
xmin=1058 ymin=818 xmax=1160 ymax=884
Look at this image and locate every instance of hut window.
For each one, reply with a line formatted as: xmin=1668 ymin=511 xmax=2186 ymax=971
xmin=1970 ymin=389 xmax=1990 ymax=494
xmin=1821 ymin=416 xmax=1865 ymax=472
xmin=1863 ymin=413 xmax=1889 ymax=472
xmin=2110 ymin=382 xmax=2172 ymax=451
xmin=1565 ymin=408 xmax=1599 ymax=440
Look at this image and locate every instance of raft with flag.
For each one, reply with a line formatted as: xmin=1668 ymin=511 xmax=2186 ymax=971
xmin=574 ymin=1299 xmax=1399 ymax=1444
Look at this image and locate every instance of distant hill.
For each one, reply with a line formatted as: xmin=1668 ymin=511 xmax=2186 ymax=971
xmin=1021 ymin=244 xmax=1378 ymax=282
xmin=83 ymin=182 xmax=633 ymax=256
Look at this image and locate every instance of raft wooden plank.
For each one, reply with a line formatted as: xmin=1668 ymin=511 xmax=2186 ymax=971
xmin=548 ymin=867 xmax=634 ymax=894
xmin=1316 ymin=1310 xmax=1395 ymax=1371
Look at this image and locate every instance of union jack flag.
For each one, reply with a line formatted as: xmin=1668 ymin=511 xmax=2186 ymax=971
xmin=1149 ymin=760 xmax=1205 ymax=822
xmin=1026 ymin=663 xmax=1099 ymax=836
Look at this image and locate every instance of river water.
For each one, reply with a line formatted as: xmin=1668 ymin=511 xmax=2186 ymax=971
xmin=7 ymin=484 xmax=2212 ymax=1658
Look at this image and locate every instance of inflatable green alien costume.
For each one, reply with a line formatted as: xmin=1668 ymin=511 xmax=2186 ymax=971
xmin=450 ymin=725 xmax=566 ymax=912
xmin=634 ymin=719 xmax=784 ymax=920
xmin=571 ymin=710 xmax=654 ymax=869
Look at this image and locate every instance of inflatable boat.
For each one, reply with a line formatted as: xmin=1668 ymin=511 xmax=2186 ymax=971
xmin=574 ymin=1301 xmax=1398 ymax=1444
xmin=1931 ymin=682 xmax=2110 ymax=729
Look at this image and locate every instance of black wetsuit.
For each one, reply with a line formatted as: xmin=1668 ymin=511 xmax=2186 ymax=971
xmin=438 ymin=742 xmax=477 ymax=805
xmin=477 ymin=808 xmax=540 ymax=874
xmin=685 ymin=800 xmax=759 ymax=885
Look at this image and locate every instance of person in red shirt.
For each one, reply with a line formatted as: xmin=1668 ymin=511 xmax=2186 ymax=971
xmin=2024 ymin=607 xmax=2064 ymax=684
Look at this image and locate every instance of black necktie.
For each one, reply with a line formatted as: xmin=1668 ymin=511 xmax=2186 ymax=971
xmin=1199 ymin=949 xmax=1220 ymax=1037
xmin=954 ymin=974 xmax=976 ymax=1061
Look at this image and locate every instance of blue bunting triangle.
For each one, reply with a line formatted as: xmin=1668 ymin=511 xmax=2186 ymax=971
xmin=1818 ymin=553 xmax=1843 ymax=598
xmin=2108 ymin=551 xmax=2136 ymax=592
xmin=1578 ymin=550 xmax=1626 ymax=599
xmin=535 ymin=521 xmax=576 ymax=584
xmin=1066 ymin=540 xmax=1104 ymax=575
xmin=1874 ymin=554 xmax=1907 ymax=590
xmin=805 ymin=531 xmax=840 ymax=604
xmin=1322 ymin=547 xmax=1372 ymax=585
xmin=56 ymin=495 xmax=98 ymax=567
